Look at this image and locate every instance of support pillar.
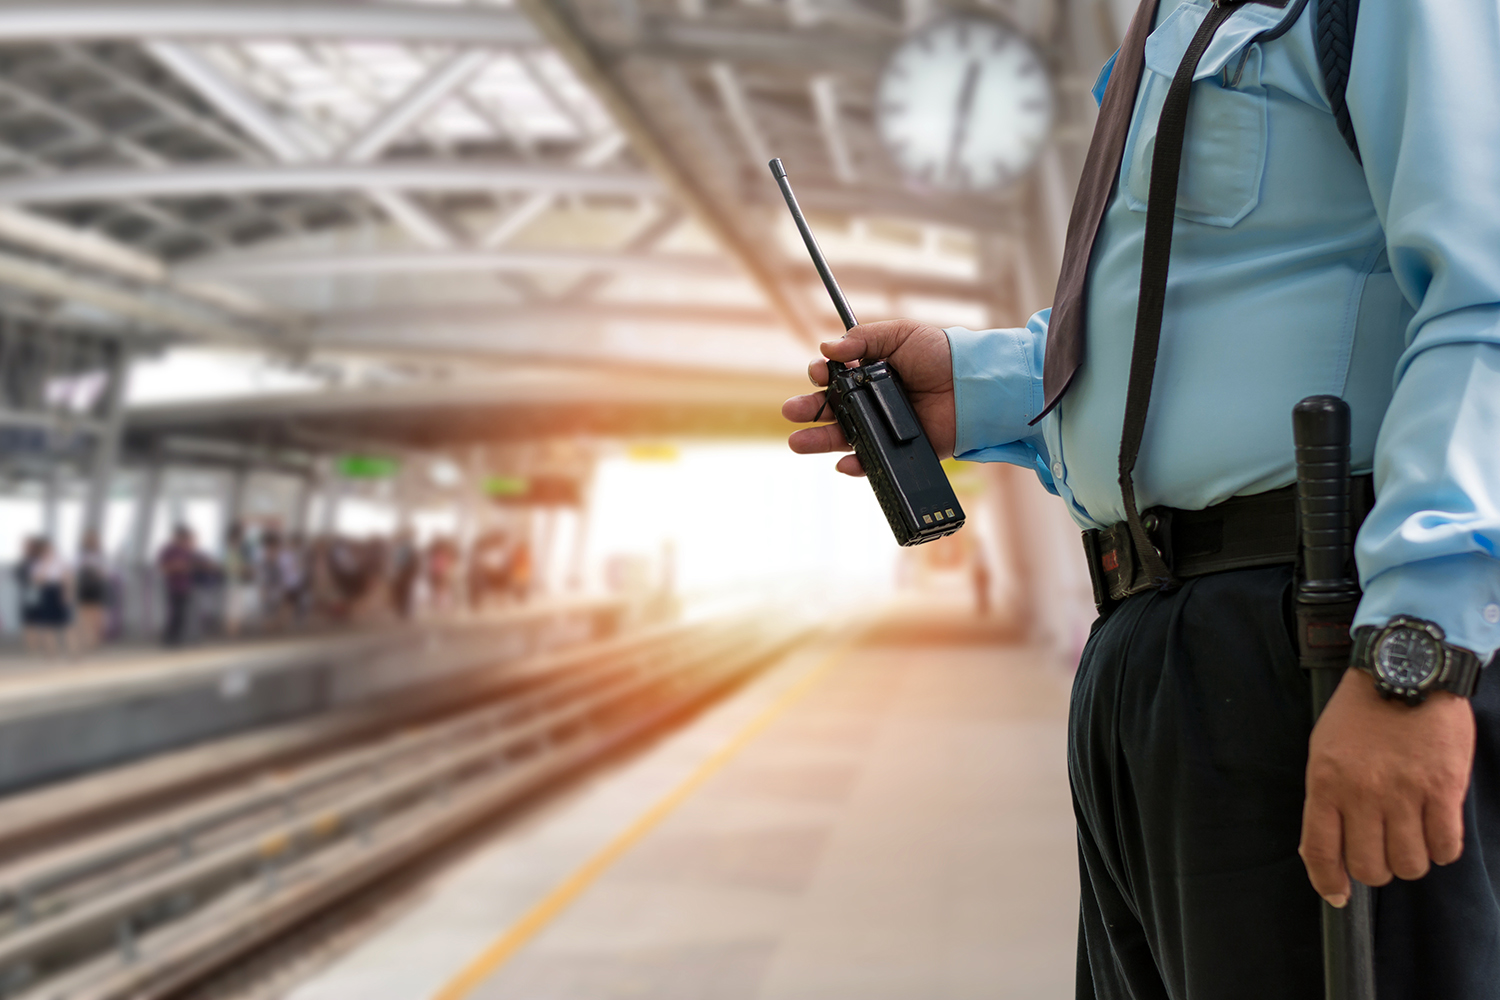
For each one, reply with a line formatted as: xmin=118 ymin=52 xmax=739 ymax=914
xmin=292 ymin=471 xmax=317 ymax=535
xmin=82 ymin=341 xmax=128 ymax=544
xmin=318 ymin=468 xmax=343 ymax=535
xmin=41 ymin=462 xmax=62 ymax=546
xmin=128 ymin=462 xmax=163 ymax=567
xmin=224 ymin=464 xmax=249 ymax=532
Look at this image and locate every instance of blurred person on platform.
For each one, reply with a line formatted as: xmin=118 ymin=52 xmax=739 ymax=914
xmin=276 ymin=533 xmax=308 ymax=628
xmin=221 ymin=522 xmax=258 ymax=637
xmin=426 ymin=536 xmax=457 ymax=615
xmin=22 ymin=538 xmax=72 ymax=655
xmin=157 ymin=525 xmax=198 ymax=647
xmin=74 ymin=530 xmax=110 ymax=652
xmin=389 ymin=527 xmax=418 ymax=620
xmin=467 ymin=530 xmax=508 ymax=611
xmin=31 ymin=539 xmax=73 ymax=656
xmin=507 ymin=536 xmax=532 ymax=604
xmin=15 ymin=536 xmax=42 ymax=651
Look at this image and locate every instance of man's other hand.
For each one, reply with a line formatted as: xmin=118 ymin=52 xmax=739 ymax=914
xmin=1299 ymin=668 xmax=1475 ymax=906
xmin=780 ymin=319 xmax=955 ymax=477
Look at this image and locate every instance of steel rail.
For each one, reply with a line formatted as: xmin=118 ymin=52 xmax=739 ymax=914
xmin=0 ymin=628 xmax=685 ymax=924
xmin=0 ymin=621 xmax=784 ymax=992
xmin=68 ymin=627 xmax=796 ymax=1000
xmin=0 ymin=618 xmax=726 ymax=927
xmin=0 ymin=598 xmax=625 ymax=861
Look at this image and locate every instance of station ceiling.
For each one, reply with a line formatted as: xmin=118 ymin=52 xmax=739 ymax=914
xmin=0 ymin=0 xmax=1120 ymax=384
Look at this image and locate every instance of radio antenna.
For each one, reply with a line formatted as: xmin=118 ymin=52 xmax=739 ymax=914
xmin=770 ymin=158 xmax=858 ymax=331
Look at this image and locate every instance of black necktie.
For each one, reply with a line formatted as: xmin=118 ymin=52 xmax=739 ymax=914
xmin=1037 ymin=0 xmax=1160 ymax=420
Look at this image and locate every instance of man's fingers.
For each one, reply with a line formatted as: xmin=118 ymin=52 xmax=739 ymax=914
xmin=787 ymin=422 xmax=849 ymax=455
xmin=1424 ymin=797 xmax=1466 ymax=866
xmin=834 ymin=453 xmax=866 ymax=477
xmin=782 ymin=392 xmax=831 ymax=424
xmin=1342 ymin=807 xmax=1393 ymax=887
xmin=1299 ymin=800 xmax=1351 ymax=906
xmin=820 ymin=319 xmax=915 ymax=365
xmin=807 ymin=359 xmax=829 ymax=387
xmin=1385 ymin=802 xmax=1431 ymax=880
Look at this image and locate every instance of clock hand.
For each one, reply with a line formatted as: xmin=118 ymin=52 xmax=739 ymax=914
xmin=943 ymin=59 xmax=982 ymax=187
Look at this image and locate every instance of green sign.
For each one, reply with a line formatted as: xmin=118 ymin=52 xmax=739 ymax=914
xmin=484 ymin=474 xmax=582 ymax=506
xmin=484 ymin=475 xmax=529 ymax=497
xmin=337 ymin=455 xmax=400 ymax=479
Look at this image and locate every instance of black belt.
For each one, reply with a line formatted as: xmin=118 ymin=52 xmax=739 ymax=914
xmin=1082 ymin=476 xmax=1376 ymax=613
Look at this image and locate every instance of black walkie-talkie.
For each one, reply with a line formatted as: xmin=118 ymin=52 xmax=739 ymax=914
xmin=770 ymin=158 xmax=965 ymax=546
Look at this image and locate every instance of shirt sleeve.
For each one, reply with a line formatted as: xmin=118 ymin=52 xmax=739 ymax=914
xmin=944 ymin=308 xmax=1055 ymax=484
xmin=1345 ymin=3 xmax=1500 ymax=659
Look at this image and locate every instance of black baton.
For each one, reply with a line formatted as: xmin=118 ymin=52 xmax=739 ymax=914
xmin=1292 ymin=395 xmax=1376 ymax=1000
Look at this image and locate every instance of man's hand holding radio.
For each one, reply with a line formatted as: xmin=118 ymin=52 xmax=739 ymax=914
xmin=781 ymin=319 xmax=956 ymax=477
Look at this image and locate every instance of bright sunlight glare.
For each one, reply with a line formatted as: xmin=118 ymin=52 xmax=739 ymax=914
xmin=582 ymin=442 xmax=900 ymax=613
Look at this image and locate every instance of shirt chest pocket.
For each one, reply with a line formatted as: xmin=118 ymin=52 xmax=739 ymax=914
xmin=1122 ymin=3 xmax=1270 ymax=228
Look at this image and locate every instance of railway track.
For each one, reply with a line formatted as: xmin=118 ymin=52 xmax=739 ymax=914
xmin=0 ymin=614 xmax=806 ymax=1000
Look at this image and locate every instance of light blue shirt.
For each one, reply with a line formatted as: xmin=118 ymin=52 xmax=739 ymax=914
xmin=946 ymin=0 xmax=1500 ymax=658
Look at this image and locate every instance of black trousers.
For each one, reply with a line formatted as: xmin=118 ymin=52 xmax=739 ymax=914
xmin=1071 ymin=565 xmax=1500 ymax=999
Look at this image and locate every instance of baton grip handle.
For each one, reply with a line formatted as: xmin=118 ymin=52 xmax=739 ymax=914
xmin=1294 ymin=396 xmax=1359 ymax=604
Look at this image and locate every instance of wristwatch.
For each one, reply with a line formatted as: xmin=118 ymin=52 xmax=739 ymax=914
xmin=1351 ymin=616 xmax=1485 ymax=705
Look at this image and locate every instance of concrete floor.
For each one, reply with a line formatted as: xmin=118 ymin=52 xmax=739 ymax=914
xmin=290 ymin=617 xmax=1079 ymax=1000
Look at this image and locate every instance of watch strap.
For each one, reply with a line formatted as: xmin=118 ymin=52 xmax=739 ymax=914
xmin=1352 ymin=622 xmax=1485 ymax=700
xmin=1442 ymin=644 xmax=1485 ymax=699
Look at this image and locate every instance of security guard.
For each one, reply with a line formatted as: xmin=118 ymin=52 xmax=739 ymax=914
xmin=784 ymin=0 xmax=1500 ymax=996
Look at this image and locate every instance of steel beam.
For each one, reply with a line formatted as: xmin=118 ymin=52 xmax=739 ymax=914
xmin=480 ymin=132 xmax=627 ymax=248
xmin=809 ymin=74 xmax=858 ymax=184
xmin=635 ymin=19 xmax=892 ymax=74
xmin=708 ymin=62 xmax=770 ymax=167
xmin=0 ymin=162 xmax=661 ymax=204
xmin=515 ymin=0 xmax=819 ymax=344
xmin=339 ymin=50 xmax=494 ymax=162
xmin=142 ymin=41 xmax=309 ymax=163
xmin=175 ymin=248 xmax=737 ymax=281
xmin=313 ymin=301 xmax=779 ymax=336
xmin=144 ymin=42 xmax=461 ymax=250
xmin=0 ymin=248 xmax=261 ymax=343
xmin=0 ymin=205 xmax=164 ymax=283
xmin=0 ymin=4 xmax=543 ymax=44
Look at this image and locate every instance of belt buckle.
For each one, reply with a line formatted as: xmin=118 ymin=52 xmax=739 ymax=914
xmin=1142 ymin=507 xmax=1175 ymax=569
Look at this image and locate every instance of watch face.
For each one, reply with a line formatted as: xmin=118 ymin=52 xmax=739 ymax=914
xmin=1375 ymin=628 xmax=1444 ymax=690
xmin=876 ymin=18 xmax=1054 ymax=191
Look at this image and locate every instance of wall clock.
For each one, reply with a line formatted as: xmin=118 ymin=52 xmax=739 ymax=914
xmin=877 ymin=18 xmax=1054 ymax=191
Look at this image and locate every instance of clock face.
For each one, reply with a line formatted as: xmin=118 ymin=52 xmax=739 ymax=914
xmin=877 ymin=18 xmax=1054 ymax=191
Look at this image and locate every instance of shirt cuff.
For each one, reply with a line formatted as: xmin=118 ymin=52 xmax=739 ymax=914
xmin=1354 ymin=553 xmax=1500 ymax=661
xmin=945 ymin=312 xmax=1048 ymax=461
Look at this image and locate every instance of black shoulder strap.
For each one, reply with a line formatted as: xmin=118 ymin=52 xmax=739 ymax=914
xmin=1316 ymin=0 xmax=1362 ymax=161
xmin=1117 ymin=0 xmax=1241 ymax=589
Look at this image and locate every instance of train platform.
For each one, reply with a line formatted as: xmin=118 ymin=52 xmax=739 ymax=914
xmin=0 ymin=598 xmax=624 ymax=794
xmin=287 ymin=606 xmax=1078 ymax=1000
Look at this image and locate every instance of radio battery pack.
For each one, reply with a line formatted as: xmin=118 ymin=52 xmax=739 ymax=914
xmin=826 ymin=359 xmax=964 ymax=545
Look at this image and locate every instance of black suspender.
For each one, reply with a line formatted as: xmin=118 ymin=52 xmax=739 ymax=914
xmin=1117 ymin=1 xmax=1241 ymax=589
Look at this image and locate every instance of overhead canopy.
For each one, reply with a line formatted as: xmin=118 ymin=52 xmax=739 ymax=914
xmin=123 ymin=366 xmax=810 ymax=456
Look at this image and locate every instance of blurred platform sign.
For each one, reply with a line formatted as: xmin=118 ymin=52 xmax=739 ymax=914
xmin=626 ymin=442 xmax=680 ymax=463
xmin=336 ymin=455 xmax=400 ymax=479
xmin=484 ymin=474 xmax=583 ymax=506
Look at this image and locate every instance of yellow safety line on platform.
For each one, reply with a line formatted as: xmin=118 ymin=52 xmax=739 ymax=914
xmin=429 ymin=635 xmax=856 ymax=1000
